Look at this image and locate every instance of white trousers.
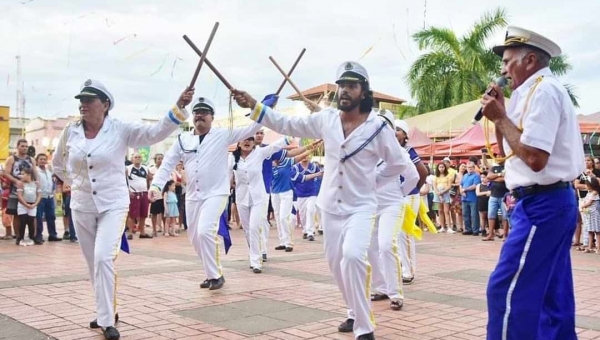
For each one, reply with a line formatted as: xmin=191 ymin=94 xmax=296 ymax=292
xmin=315 ymin=205 xmax=322 ymax=231
xmin=400 ymin=195 xmax=419 ymax=279
xmin=261 ymin=194 xmax=271 ymax=255
xmin=322 ymin=211 xmax=376 ymax=337
xmin=238 ymin=198 xmax=268 ymax=269
xmin=298 ymin=196 xmax=317 ymax=236
xmin=369 ymin=203 xmax=405 ymax=300
xmin=272 ymin=191 xmax=294 ymax=247
xmin=186 ymin=196 xmax=228 ymax=280
xmin=72 ymin=207 xmax=128 ymax=328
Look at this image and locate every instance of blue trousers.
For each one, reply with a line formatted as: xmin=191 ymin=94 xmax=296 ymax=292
xmin=462 ymin=201 xmax=480 ymax=234
xmin=36 ymin=197 xmax=58 ymax=240
xmin=486 ymin=187 xmax=577 ymax=340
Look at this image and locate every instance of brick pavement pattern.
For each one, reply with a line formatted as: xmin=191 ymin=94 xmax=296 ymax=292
xmin=1 ymin=220 xmax=600 ymax=340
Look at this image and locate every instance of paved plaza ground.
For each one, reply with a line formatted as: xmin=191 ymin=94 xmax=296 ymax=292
xmin=1 ymin=220 xmax=600 ymax=340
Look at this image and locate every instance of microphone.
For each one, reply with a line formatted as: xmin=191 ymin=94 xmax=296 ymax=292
xmin=472 ymin=76 xmax=508 ymax=124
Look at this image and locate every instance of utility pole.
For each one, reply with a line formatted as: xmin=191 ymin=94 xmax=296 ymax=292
xmin=15 ymin=55 xmax=25 ymax=136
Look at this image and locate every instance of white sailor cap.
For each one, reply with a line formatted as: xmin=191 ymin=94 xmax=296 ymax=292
xmin=335 ymin=61 xmax=369 ymax=84
xmin=492 ymin=26 xmax=562 ymax=58
xmin=378 ymin=109 xmax=395 ymax=129
xmin=192 ymin=97 xmax=215 ymax=114
xmin=74 ymin=79 xmax=114 ymax=111
xmin=394 ymin=119 xmax=409 ymax=134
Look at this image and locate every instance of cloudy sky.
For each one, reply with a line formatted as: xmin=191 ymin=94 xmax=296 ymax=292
xmin=1 ymin=0 xmax=599 ymax=123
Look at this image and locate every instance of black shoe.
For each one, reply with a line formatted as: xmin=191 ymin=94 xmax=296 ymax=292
xmin=390 ymin=299 xmax=404 ymax=311
xmin=481 ymin=230 xmax=488 ymax=237
xmin=462 ymin=231 xmax=473 ymax=235
xmin=139 ymin=234 xmax=153 ymax=239
xmin=370 ymin=293 xmax=389 ymax=301
xmin=318 ymin=230 xmax=323 ymax=235
xmin=308 ymin=235 xmax=315 ymax=241
xmin=472 ymin=232 xmax=480 ymax=237
xmin=275 ymin=245 xmax=286 ymax=250
xmin=63 ymin=232 xmax=70 ymax=240
xmin=200 ymin=279 xmax=210 ymax=289
xmin=338 ymin=318 xmax=354 ymax=333
xmin=101 ymin=326 xmax=120 ymax=340
xmin=357 ymin=332 xmax=375 ymax=340
xmin=90 ymin=314 xmax=119 ymax=329
xmin=253 ymin=268 xmax=262 ymax=274
xmin=262 ymin=254 xmax=267 ymax=262
xmin=34 ymin=240 xmax=44 ymax=245
xmin=402 ymin=277 xmax=414 ymax=285
xmin=209 ymin=276 xmax=225 ymax=290
xmin=48 ymin=236 xmax=63 ymax=242
xmin=127 ymin=234 xmax=133 ymax=240
xmin=303 ymin=233 xmax=307 ymax=239
xmin=285 ymin=247 xmax=293 ymax=252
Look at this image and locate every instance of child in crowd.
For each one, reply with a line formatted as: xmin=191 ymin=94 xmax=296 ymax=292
xmin=163 ymin=180 xmax=179 ymax=237
xmin=502 ymin=191 xmax=517 ymax=240
xmin=581 ymin=177 xmax=600 ymax=253
xmin=16 ymin=168 xmax=41 ymax=246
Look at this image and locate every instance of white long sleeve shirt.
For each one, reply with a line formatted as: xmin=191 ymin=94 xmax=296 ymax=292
xmin=151 ymin=122 xmax=262 ymax=201
xmin=248 ymin=103 xmax=412 ymax=216
xmin=231 ymin=138 xmax=289 ymax=207
xmin=52 ymin=105 xmax=188 ymax=213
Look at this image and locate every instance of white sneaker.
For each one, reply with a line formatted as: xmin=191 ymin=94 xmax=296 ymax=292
xmin=26 ymin=240 xmax=34 ymax=246
xmin=447 ymin=229 xmax=456 ymax=234
xmin=19 ymin=240 xmax=28 ymax=246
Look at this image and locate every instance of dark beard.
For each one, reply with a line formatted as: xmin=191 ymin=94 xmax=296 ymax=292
xmin=337 ymin=96 xmax=361 ymax=112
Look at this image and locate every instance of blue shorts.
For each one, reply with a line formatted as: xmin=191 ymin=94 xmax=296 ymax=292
xmin=433 ymin=192 xmax=451 ymax=204
xmin=487 ymin=196 xmax=506 ymax=219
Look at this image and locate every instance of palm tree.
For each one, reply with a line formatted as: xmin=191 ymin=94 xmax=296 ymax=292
xmin=407 ymin=8 xmax=577 ymax=113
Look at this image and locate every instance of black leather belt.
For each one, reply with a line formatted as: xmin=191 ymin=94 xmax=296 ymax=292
xmin=512 ymin=181 xmax=572 ymax=199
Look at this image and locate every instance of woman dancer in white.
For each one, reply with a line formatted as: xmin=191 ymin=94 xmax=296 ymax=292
xmin=230 ymin=136 xmax=290 ymax=273
xmin=53 ymin=80 xmax=191 ymax=340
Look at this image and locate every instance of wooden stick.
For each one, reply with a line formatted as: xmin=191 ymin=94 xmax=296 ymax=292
xmin=188 ymin=22 xmax=219 ymax=89
xmin=184 ymin=35 xmax=233 ymax=90
xmin=275 ymin=48 xmax=306 ymax=95
xmin=269 ymin=56 xmax=320 ymax=111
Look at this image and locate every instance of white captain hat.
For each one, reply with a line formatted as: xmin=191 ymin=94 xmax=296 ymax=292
xmin=394 ymin=119 xmax=409 ymax=134
xmin=192 ymin=97 xmax=215 ymax=114
xmin=74 ymin=79 xmax=115 ymax=111
xmin=378 ymin=109 xmax=395 ymax=129
xmin=492 ymin=26 xmax=562 ymax=58
xmin=335 ymin=61 xmax=369 ymax=84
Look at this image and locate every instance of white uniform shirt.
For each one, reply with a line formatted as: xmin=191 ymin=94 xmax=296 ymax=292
xmin=126 ymin=164 xmax=149 ymax=193
xmin=231 ymin=138 xmax=288 ymax=207
xmin=376 ymin=158 xmax=419 ymax=207
xmin=151 ymin=123 xmax=262 ymax=201
xmin=249 ymin=103 xmax=414 ymax=215
xmin=37 ymin=166 xmax=54 ymax=198
xmin=52 ymin=106 xmax=188 ymax=213
xmin=503 ymin=67 xmax=584 ymax=189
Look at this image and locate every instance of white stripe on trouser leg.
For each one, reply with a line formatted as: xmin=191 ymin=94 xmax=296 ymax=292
xmin=261 ymin=193 xmax=270 ymax=255
xmin=376 ymin=203 xmax=405 ymax=300
xmin=186 ymin=196 xmax=228 ymax=279
xmin=502 ymin=225 xmax=537 ymax=340
xmin=238 ymin=200 xmax=264 ymax=269
xmin=72 ymin=208 xmax=128 ymax=328
xmin=238 ymin=205 xmax=251 ymax=247
xmin=322 ymin=211 xmax=376 ymax=337
xmin=273 ymin=191 xmax=294 ymax=247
